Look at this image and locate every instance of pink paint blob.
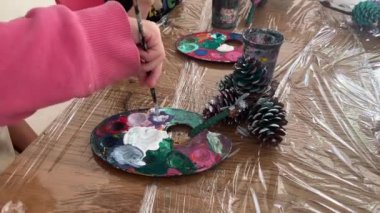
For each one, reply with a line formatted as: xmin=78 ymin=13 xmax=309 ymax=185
xmin=210 ymin=52 xmax=224 ymax=60
xmin=167 ymin=168 xmax=182 ymax=176
xmin=127 ymin=168 xmax=136 ymax=173
xmin=189 ymin=145 xmax=219 ymax=168
xmin=225 ymin=51 xmax=242 ymax=61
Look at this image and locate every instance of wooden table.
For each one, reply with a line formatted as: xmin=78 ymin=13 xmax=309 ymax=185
xmin=1 ymin=0 xmax=379 ymax=212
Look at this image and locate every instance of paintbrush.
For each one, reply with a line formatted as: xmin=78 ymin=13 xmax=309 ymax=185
xmin=245 ymin=3 xmax=255 ymax=25
xmin=189 ymin=93 xmax=249 ymax=137
xmin=133 ymin=0 xmax=159 ymax=115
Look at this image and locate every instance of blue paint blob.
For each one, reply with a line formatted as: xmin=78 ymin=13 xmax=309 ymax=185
xmin=194 ymin=49 xmax=208 ymax=56
xmin=230 ymin=33 xmax=243 ymax=41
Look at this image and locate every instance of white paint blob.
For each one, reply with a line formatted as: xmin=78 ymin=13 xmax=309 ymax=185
xmin=110 ymin=145 xmax=146 ymax=167
xmin=152 ymin=114 xmax=170 ymax=123
xmin=123 ymin=127 xmax=169 ymax=155
xmin=217 ymin=44 xmax=235 ymax=52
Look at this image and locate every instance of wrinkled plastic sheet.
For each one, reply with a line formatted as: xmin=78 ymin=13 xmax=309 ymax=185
xmin=1 ymin=0 xmax=379 ymax=212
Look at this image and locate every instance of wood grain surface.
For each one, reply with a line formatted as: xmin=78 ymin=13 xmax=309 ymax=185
xmin=1 ymin=0 xmax=379 ymax=212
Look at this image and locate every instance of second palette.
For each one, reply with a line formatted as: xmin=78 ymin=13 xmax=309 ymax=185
xmin=177 ymin=31 xmax=243 ymax=63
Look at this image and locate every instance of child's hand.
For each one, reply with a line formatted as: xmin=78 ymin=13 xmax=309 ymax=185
xmin=129 ymin=18 xmax=165 ymax=88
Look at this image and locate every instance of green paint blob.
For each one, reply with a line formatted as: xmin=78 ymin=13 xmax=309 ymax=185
xmin=167 ymin=0 xmax=176 ymax=9
xmin=178 ymin=43 xmax=199 ymax=54
xmin=163 ymin=108 xmax=203 ymax=129
xmin=136 ymin=138 xmax=173 ymax=175
xmin=135 ymin=137 xmax=196 ymax=175
xmin=207 ymin=132 xmax=223 ymax=154
xmin=183 ymin=38 xmax=199 ymax=43
xmin=211 ymin=33 xmax=227 ymax=42
xmin=167 ymin=152 xmax=196 ymax=175
xmin=200 ymin=40 xmax=221 ymax=50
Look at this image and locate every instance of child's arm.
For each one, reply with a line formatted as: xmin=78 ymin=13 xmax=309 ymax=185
xmin=56 ymin=0 xmax=155 ymax=19
xmin=0 ymin=2 xmax=149 ymax=125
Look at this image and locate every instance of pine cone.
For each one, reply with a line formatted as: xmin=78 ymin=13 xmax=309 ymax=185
xmin=245 ymin=80 xmax=279 ymax=105
xmin=219 ymin=74 xmax=234 ymax=91
xmin=232 ymin=56 xmax=271 ymax=96
xmin=264 ymin=80 xmax=279 ymax=98
xmin=352 ymin=1 xmax=380 ymax=27
xmin=247 ymin=97 xmax=288 ymax=146
xmin=203 ymin=88 xmax=246 ymax=125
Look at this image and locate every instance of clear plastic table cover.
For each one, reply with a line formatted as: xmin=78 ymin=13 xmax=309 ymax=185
xmin=1 ymin=0 xmax=379 ymax=212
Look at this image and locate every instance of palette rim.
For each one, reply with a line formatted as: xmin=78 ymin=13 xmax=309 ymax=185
xmin=90 ymin=107 xmax=233 ymax=177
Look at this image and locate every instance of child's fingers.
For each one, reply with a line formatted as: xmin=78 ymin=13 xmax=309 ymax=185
xmin=144 ymin=63 xmax=162 ymax=87
xmin=136 ymin=62 xmax=162 ymax=87
xmin=140 ymin=57 xmax=163 ymax=73
xmin=139 ymin=49 xmax=164 ymax=63
xmin=137 ymin=70 xmax=147 ymax=85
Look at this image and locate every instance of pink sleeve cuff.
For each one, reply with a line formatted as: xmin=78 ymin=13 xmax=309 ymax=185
xmin=56 ymin=0 xmax=105 ymax=11
xmin=76 ymin=1 xmax=140 ymax=94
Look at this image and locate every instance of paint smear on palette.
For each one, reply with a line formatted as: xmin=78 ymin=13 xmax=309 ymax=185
xmin=176 ymin=31 xmax=243 ymax=63
xmin=90 ymin=108 xmax=232 ymax=177
xmin=123 ymin=126 xmax=169 ymax=155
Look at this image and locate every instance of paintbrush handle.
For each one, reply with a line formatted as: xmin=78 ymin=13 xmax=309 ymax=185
xmin=134 ymin=0 xmax=148 ymax=51
xmin=189 ymin=109 xmax=230 ymax=138
xmin=134 ymin=0 xmax=158 ymax=111
xmin=245 ymin=4 xmax=255 ymax=25
xmin=150 ymin=88 xmax=157 ymax=103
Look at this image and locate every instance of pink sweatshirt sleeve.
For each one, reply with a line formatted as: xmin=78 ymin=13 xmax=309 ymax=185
xmin=0 ymin=2 xmax=140 ymax=125
xmin=55 ymin=0 xmax=105 ymax=11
